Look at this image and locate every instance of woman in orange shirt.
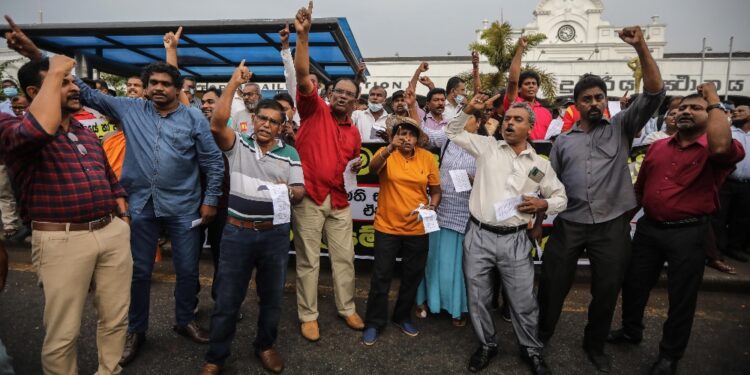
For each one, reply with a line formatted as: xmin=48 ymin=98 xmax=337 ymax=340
xmin=362 ymin=116 xmax=442 ymax=345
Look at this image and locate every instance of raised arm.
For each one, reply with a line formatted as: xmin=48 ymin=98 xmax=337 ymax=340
xmin=505 ymin=36 xmax=529 ymax=104
xmin=163 ymin=27 xmax=191 ymax=107
xmin=211 ymin=60 xmax=251 ymax=151
xmin=354 ymin=59 xmax=367 ymax=87
xmin=294 ymin=1 xmax=315 ymax=95
xmin=404 ymin=87 xmax=422 ymax=126
xmin=700 ymin=83 xmax=734 ymax=155
xmin=28 ymin=55 xmax=75 ymax=134
xmin=471 ymin=51 xmax=481 ymax=95
xmin=279 ymin=22 xmax=298 ymax=102
xmin=4 ymin=15 xmax=43 ymax=61
xmin=408 ymin=62 xmax=429 ymax=92
xmin=446 ymin=94 xmax=498 ymax=156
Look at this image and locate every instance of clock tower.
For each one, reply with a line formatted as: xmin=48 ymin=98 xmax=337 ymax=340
xmin=508 ymin=0 xmax=666 ymax=61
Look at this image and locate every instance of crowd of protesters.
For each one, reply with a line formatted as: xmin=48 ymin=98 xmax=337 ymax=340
xmin=0 ymin=2 xmax=748 ymax=375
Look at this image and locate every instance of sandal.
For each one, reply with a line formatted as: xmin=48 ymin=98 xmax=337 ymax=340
xmin=415 ymin=304 xmax=427 ymax=319
xmin=707 ymin=259 xmax=736 ymax=275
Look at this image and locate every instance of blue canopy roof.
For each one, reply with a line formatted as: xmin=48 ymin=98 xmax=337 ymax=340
xmin=5 ymin=18 xmax=365 ymax=83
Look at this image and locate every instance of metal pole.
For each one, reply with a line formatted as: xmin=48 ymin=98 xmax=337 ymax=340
xmin=699 ymin=37 xmax=706 ymax=83
xmin=724 ymin=36 xmax=734 ymax=102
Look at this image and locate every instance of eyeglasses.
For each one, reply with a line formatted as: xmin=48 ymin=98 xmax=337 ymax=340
xmin=67 ymin=132 xmax=88 ymax=156
xmin=332 ymin=88 xmax=357 ymax=99
xmin=254 ymin=114 xmax=283 ymax=127
xmin=242 ymin=92 xmax=259 ymax=98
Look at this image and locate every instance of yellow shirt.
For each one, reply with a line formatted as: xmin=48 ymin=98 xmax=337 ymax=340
xmin=373 ymin=147 xmax=440 ymax=235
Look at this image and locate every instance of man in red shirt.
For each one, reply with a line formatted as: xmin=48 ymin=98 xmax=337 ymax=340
xmin=608 ymin=83 xmax=744 ymax=375
xmin=0 ymin=34 xmax=132 ymax=375
xmin=503 ymin=36 xmax=552 ymax=141
xmin=291 ymin=1 xmax=365 ymax=342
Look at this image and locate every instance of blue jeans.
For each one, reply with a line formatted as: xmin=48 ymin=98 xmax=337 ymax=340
xmin=129 ymin=199 xmax=201 ymax=333
xmin=205 ymin=222 xmax=290 ymax=365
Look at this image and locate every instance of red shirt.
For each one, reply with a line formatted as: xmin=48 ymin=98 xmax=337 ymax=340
xmin=0 ymin=112 xmax=126 ymax=223
xmin=295 ymin=89 xmax=361 ymax=208
xmin=635 ymin=134 xmax=744 ymax=222
xmin=503 ymin=95 xmax=552 ymax=140
xmin=561 ymin=105 xmax=611 ymax=133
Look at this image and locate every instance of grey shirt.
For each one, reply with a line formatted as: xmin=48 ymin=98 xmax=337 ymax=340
xmin=550 ymin=88 xmax=665 ymax=224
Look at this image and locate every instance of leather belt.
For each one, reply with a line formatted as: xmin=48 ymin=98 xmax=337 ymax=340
xmin=648 ymin=216 xmax=708 ymax=229
xmin=226 ymin=216 xmax=274 ymax=231
xmin=32 ymin=215 xmax=113 ymax=232
xmin=470 ymin=215 xmax=527 ymax=235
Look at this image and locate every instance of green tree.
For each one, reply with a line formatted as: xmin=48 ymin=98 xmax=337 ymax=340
xmin=100 ymin=72 xmax=127 ymax=97
xmin=464 ymin=21 xmax=557 ymax=100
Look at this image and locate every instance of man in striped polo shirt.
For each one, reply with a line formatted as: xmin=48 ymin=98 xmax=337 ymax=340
xmin=199 ymin=61 xmax=305 ymax=375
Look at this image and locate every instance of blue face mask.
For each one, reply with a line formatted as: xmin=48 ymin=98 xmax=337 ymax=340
xmin=3 ymin=87 xmax=18 ymax=98
xmin=368 ymin=102 xmax=383 ymax=112
xmin=454 ymin=94 xmax=465 ymax=105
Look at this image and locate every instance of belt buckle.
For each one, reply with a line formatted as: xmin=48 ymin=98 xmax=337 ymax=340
xmin=252 ymin=220 xmax=265 ymax=231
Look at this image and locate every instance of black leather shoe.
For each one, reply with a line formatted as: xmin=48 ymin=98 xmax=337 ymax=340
xmin=119 ymin=332 xmax=145 ymax=367
xmin=606 ymin=329 xmax=642 ymax=345
xmin=585 ymin=347 xmax=611 ymax=373
xmin=649 ymin=357 xmax=678 ymax=375
xmin=173 ymin=321 xmax=210 ymax=344
xmin=522 ymin=353 xmax=551 ymax=375
xmin=468 ymin=345 xmax=498 ymax=373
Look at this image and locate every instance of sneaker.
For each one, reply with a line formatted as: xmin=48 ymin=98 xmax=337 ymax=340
xmin=394 ymin=321 xmax=419 ymax=337
xmin=362 ymin=327 xmax=378 ymax=346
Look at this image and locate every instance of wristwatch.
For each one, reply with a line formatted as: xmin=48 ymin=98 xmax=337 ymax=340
xmin=707 ymin=103 xmax=726 ymax=112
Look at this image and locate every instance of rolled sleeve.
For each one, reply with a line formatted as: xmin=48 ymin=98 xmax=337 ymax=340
xmin=539 ymin=162 xmax=567 ymax=215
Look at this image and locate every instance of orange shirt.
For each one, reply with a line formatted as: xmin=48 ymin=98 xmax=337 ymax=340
xmin=102 ymin=130 xmax=126 ymax=179
xmin=373 ymin=147 xmax=440 ymax=236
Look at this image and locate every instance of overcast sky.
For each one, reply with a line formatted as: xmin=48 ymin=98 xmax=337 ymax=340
xmin=1 ymin=0 xmax=748 ymax=57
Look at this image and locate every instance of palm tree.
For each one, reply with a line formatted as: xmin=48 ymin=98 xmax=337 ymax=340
xmin=463 ymin=21 xmax=557 ymax=100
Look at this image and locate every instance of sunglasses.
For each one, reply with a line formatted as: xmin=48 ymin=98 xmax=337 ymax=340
xmin=67 ymin=132 xmax=88 ymax=156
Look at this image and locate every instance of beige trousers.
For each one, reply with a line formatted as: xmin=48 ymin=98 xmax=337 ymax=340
xmin=31 ymin=217 xmax=133 ymax=375
xmin=292 ymin=195 xmax=356 ymax=321
xmin=0 ymin=164 xmax=20 ymax=231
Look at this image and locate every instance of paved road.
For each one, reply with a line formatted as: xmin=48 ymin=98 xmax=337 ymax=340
xmin=0 ymin=246 xmax=748 ymax=374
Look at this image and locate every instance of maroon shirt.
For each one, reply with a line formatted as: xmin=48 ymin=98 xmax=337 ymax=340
xmin=634 ymin=133 xmax=744 ymax=222
xmin=0 ymin=112 xmax=126 ymax=223
xmin=295 ymin=88 xmax=361 ymax=209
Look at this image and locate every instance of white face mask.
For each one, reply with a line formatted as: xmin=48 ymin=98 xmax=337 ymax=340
xmin=368 ymin=102 xmax=383 ymax=112
xmin=454 ymin=95 xmax=465 ymax=105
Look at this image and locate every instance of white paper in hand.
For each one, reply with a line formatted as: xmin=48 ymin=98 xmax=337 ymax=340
xmin=417 ymin=209 xmax=440 ymax=233
xmin=344 ymin=158 xmax=360 ymax=193
xmin=449 ymin=169 xmax=472 ymax=193
xmin=190 ymin=218 xmax=203 ymax=229
xmin=264 ymin=184 xmax=291 ymax=225
xmin=493 ymin=196 xmax=523 ymax=222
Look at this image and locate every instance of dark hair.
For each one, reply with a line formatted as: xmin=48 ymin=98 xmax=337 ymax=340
xmin=331 ymin=77 xmax=360 ymax=97
xmin=182 ymin=75 xmax=197 ymax=84
xmin=391 ymin=90 xmax=405 ymax=100
xmin=140 ymin=62 xmax=182 ymax=89
xmin=80 ymin=78 xmax=97 ymax=89
xmin=11 ymin=95 xmax=27 ymax=103
xmin=255 ymin=98 xmax=287 ymax=124
xmin=519 ymin=70 xmax=540 ymax=86
xmin=573 ymin=73 xmax=607 ymax=101
xmin=17 ymin=58 xmax=49 ymax=97
xmin=95 ymin=79 xmax=109 ymax=90
xmin=203 ymin=87 xmax=222 ymax=98
xmin=273 ymin=92 xmax=295 ymax=108
xmin=679 ymin=93 xmax=705 ymax=105
xmin=426 ymin=88 xmax=446 ymax=101
xmin=357 ymin=96 xmax=368 ymax=105
xmin=446 ymin=76 xmax=465 ymax=94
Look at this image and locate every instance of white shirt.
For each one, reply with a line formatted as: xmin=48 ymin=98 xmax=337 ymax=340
xmin=280 ymin=48 xmax=301 ymax=125
xmin=351 ymin=109 xmax=388 ymax=143
xmin=730 ymin=126 xmax=750 ymax=180
xmin=446 ymin=112 xmax=567 ymax=226
xmin=444 ymin=101 xmax=462 ymax=121
xmin=545 ymin=116 xmax=564 ymax=140
xmin=230 ymin=108 xmax=254 ymax=136
xmin=0 ymin=99 xmax=12 ymax=115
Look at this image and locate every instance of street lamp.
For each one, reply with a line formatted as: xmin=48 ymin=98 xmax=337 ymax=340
xmin=699 ymin=37 xmax=713 ymax=83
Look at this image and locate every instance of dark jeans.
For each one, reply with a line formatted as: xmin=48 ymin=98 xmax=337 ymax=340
xmin=129 ymin=199 xmax=201 ymax=333
xmin=205 ymin=222 xmax=290 ymax=365
xmin=365 ymin=231 xmax=429 ymax=331
xmin=537 ymin=214 xmax=632 ymax=351
xmin=713 ymin=179 xmax=750 ymax=255
xmin=198 ymin=207 xmax=228 ymax=301
xmin=620 ymin=217 xmax=708 ymax=360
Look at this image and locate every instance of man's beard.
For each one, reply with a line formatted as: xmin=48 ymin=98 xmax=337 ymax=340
xmin=245 ymin=101 xmax=257 ymax=113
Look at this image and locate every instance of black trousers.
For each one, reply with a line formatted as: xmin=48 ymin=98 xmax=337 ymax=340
xmin=712 ymin=179 xmax=750 ymax=255
xmin=620 ymin=217 xmax=708 ymax=360
xmin=364 ymin=230 xmax=429 ymax=331
xmin=537 ymin=214 xmax=632 ymax=351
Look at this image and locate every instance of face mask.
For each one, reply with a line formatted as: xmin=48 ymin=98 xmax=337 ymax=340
xmin=3 ymin=87 xmax=18 ymax=98
xmin=454 ymin=95 xmax=465 ymax=105
xmin=368 ymin=102 xmax=383 ymax=112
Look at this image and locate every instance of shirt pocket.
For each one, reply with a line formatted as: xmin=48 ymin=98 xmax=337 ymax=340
xmin=169 ymin=128 xmax=193 ymax=154
xmin=595 ymin=138 xmax=620 ymax=159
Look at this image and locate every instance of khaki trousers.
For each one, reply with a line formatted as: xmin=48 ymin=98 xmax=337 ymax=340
xmin=292 ymin=195 xmax=356 ymax=321
xmin=31 ymin=217 xmax=133 ymax=375
xmin=0 ymin=164 xmax=20 ymax=231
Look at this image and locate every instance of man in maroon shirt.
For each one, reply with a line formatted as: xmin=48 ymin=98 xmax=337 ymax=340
xmin=291 ymin=1 xmax=365 ymax=342
xmin=608 ymin=83 xmax=744 ymax=375
xmin=0 ymin=36 xmax=132 ymax=375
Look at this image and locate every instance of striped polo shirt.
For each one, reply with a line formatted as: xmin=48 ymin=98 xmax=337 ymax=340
xmin=224 ymin=132 xmax=304 ymax=221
